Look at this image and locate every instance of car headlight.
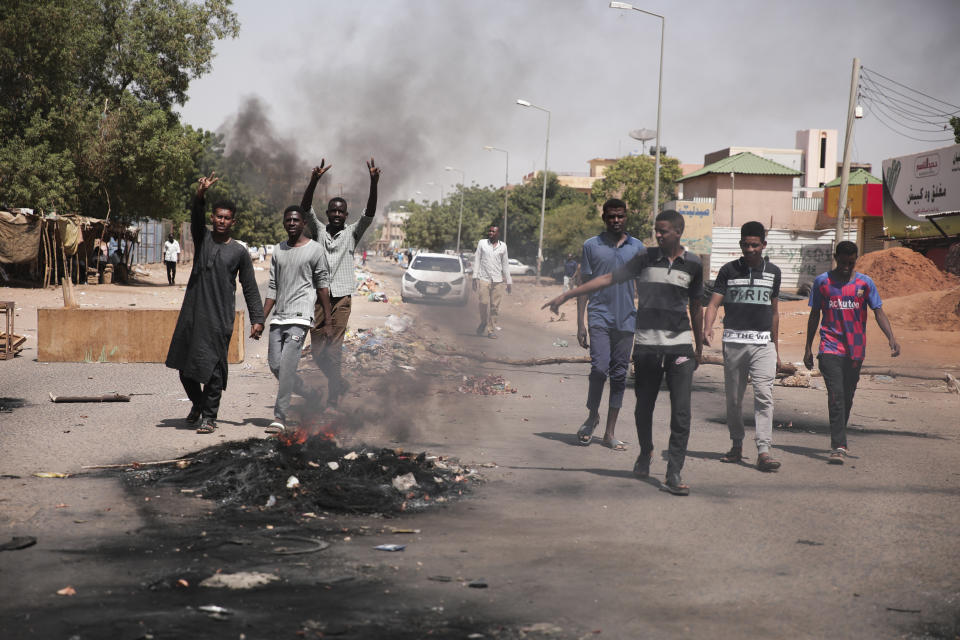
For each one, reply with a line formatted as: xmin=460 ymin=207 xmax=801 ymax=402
xmin=451 ymin=277 xmax=463 ymax=285
xmin=403 ymin=273 xmax=417 ymax=283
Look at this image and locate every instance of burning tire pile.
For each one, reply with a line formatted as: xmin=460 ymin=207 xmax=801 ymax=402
xmin=128 ymin=428 xmax=480 ymax=516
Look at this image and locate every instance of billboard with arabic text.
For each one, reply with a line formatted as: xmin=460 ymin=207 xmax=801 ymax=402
xmin=882 ymin=142 xmax=960 ymax=238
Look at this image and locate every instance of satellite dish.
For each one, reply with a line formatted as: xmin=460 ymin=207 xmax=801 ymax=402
xmin=628 ymin=128 xmax=656 ymax=142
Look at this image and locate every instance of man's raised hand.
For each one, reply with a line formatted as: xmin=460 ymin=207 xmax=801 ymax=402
xmin=367 ymin=157 xmax=381 ymax=182
xmin=197 ymin=172 xmax=219 ymax=196
xmin=311 ymin=160 xmax=332 ymax=180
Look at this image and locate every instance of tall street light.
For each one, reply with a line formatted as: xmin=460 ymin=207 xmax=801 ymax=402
xmin=516 ymin=98 xmax=550 ymax=285
xmin=483 ymin=145 xmax=510 ymax=244
xmin=445 ymin=166 xmax=465 ymax=254
xmin=610 ymin=1 xmax=665 ymax=222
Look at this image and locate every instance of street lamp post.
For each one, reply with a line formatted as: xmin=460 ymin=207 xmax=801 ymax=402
xmin=483 ymin=146 xmax=510 ymax=244
xmin=610 ymin=2 xmax=665 ymax=222
xmin=516 ymin=99 xmax=550 ymax=285
xmin=444 ymin=166 xmax=465 ymax=254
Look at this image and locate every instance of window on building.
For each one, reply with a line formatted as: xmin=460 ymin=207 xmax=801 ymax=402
xmin=819 ymin=137 xmax=827 ymax=170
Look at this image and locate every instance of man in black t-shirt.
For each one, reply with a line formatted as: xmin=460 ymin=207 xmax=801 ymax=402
xmin=703 ymin=221 xmax=783 ymax=471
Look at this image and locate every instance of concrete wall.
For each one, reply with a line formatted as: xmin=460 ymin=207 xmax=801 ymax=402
xmin=796 ymin=129 xmax=838 ymax=192
xmin=38 ymin=308 xmax=246 ymax=363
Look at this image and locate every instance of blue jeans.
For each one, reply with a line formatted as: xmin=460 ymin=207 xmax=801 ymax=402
xmin=587 ymin=325 xmax=634 ymax=412
xmin=268 ymin=324 xmax=310 ymax=422
xmin=633 ymin=351 xmax=696 ymax=483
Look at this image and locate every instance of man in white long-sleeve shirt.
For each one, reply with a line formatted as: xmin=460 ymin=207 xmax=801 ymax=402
xmin=472 ymin=224 xmax=512 ymax=339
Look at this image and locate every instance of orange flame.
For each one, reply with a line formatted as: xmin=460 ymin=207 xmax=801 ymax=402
xmin=276 ymin=420 xmax=339 ymax=447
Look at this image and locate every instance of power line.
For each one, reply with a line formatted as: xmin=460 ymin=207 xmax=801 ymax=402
xmin=860 ymin=94 xmax=950 ymax=134
xmin=860 ymin=72 xmax=952 ymax=119
xmin=859 ymin=78 xmax=947 ymax=124
xmin=861 ymin=102 xmax=953 ymax=143
xmin=861 ymin=65 xmax=960 ymax=113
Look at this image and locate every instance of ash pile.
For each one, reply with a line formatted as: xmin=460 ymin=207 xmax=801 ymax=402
xmin=129 ymin=431 xmax=479 ymax=516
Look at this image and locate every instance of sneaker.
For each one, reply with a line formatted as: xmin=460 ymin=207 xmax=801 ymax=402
xmin=828 ymin=447 xmax=847 ymax=464
xmin=719 ymin=446 xmax=743 ymax=463
xmin=476 ymin=323 xmax=486 ymax=336
xmin=265 ymin=421 xmax=285 ymax=434
xmin=756 ymin=452 xmax=781 ymax=472
xmin=633 ymin=453 xmax=652 ymax=478
xmin=185 ymin=406 xmax=201 ymax=426
xmin=487 ymin=332 xmax=498 ymax=339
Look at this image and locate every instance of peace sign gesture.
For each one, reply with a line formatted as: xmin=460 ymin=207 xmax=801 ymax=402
xmin=311 ymin=160 xmax=332 ymax=180
xmin=367 ymin=157 xmax=381 ymax=183
xmin=197 ymin=172 xmax=219 ymax=196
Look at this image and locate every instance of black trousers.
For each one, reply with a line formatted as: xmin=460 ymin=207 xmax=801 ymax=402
xmin=165 ymin=260 xmax=177 ymax=284
xmin=817 ymin=354 xmax=862 ymax=450
xmin=633 ymin=351 xmax=696 ymax=484
xmin=179 ymin=363 xmax=226 ymax=420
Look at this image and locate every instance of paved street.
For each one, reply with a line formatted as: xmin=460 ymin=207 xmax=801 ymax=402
xmin=1 ymin=258 xmax=958 ymax=639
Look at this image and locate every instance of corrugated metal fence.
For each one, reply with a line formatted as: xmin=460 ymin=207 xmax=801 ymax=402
xmin=130 ymin=218 xmax=173 ymax=265
xmin=710 ymin=226 xmax=858 ymax=291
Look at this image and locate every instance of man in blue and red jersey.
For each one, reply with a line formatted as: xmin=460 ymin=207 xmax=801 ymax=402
xmin=803 ymin=241 xmax=900 ymax=464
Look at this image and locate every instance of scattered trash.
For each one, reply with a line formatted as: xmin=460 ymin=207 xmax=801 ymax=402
xmin=56 ymin=586 xmax=77 ymax=596
xmin=343 ymin=451 xmax=359 ymax=461
xmin=385 ymin=314 xmax=412 ymax=333
xmin=520 ymin=623 xmax=563 ymax=634
xmin=552 ymin=339 xmax=569 ymax=348
xmin=177 ymin=579 xmax=189 ymax=587
xmin=286 ymin=475 xmax=300 ymax=490
xmin=367 ymin=292 xmax=389 ymax=302
xmin=0 ymin=536 xmax=37 ymax=551
xmin=199 ymin=571 xmax=280 ymax=589
xmin=327 ymin=461 xmax=340 ymax=471
xmin=391 ymin=528 xmax=420 ymax=534
xmin=374 ymin=544 xmax=406 ymax=552
xmin=264 ymin=495 xmax=277 ymax=508
xmin=467 ymin=579 xmax=488 ymax=589
xmin=873 ymin=374 xmax=894 ymax=382
xmin=392 ymin=472 xmax=418 ymax=492
xmin=886 ymin=607 xmax=922 ymax=614
xmin=198 ymin=605 xmax=230 ymax=615
xmin=427 ymin=575 xmax=453 ymax=582
xmin=457 ymin=375 xmax=517 ymax=395
xmin=271 ymin=536 xmax=330 ymax=555
xmin=796 ymin=539 xmax=824 ymax=546
xmin=32 ymin=472 xmax=69 ymax=478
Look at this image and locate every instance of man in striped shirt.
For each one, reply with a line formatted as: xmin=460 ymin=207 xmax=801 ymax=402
xmin=262 ymin=206 xmax=332 ymax=432
xmin=703 ymin=221 xmax=782 ymax=472
xmin=803 ymin=241 xmax=900 ymax=464
xmin=300 ymin=158 xmax=381 ymax=407
xmin=545 ymin=210 xmax=704 ymax=495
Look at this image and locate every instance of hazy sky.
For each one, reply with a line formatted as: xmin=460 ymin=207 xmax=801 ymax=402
xmin=179 ymin=0 xmax=960 ymax=206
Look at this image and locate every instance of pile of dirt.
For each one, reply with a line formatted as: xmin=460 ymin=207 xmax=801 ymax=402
xmin=856 ymin=247 xmax=959 ymax=299
xmin=127 ymin=436 xmax=479 ymax=515
xmin=883 ymin=288 xmax=960 ymax=332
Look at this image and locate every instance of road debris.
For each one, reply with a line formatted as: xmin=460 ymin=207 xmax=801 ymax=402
xmin=391 ymin=472 xmax=418 ymax=491
xmin=374 ymin=544 xmax=406 ymax=552
xmin=458 ymin=374 xmax=517 ymax=395
xmin=199 ymin=571 xmax=279 ymax=589
xmin=0 ymin=536 xmax=37 ymax=551
xmin=56 ymin=586 xmax=76 ymax=596
xmin=48 ymin=392 xmax=130 ymax=403
xmin=32 ymin=472 xmax=69 ymax=478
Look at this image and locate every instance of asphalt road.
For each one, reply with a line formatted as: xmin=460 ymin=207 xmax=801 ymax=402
xmin=1 ymin=258 xmax=958 ymax=639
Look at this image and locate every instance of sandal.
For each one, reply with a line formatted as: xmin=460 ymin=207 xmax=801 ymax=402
xmin=719 ymin=446 xmax=743 ymax=463
xmin=195 ymin=418 xmax=216 ymax=434
xmin=576 ymin=416 xmax=599 ymax=446
xmin=661 ymin=481 xmax=690 ymax=496
xmin=602 ymin=438 xmax=627 ymax=451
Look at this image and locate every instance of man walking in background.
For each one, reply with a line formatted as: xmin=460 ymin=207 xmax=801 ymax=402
xmin=262 ymin=206 xmax=332 ymax=433
xmin=562 ymin=254 xmax=578 ymax=293
xmin=473 ymin=223 xmax=511 ymax=339
xmin=165 ymin=173 xmax=265 ymax=434
xmin=703 ymin=221 xmax=782 ymax=472
xmin=163 ymin=232 xmax=181 ymax=285
xmin=804 ymin=240 xmax=900 ymax=464
xmin=574 ymin=199 xmax=644 ymax=450
xmin=301 ymin=157 xmax=381 ymax=407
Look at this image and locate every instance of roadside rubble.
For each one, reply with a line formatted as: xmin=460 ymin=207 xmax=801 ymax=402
xmin=457 ymin=374 xmax=518 ymax=395
xmin=124 ymin=434 xmax=481 ymax=516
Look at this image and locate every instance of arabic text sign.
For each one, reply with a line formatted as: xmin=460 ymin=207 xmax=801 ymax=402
xmin=882 ymin=142 xmax=960 ymax=236
xmin=665 ymin=200 xmax=713 ymax=254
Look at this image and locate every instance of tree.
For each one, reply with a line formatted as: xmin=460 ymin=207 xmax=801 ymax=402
xmin=504 ymin=172 xmax=590 ymax=260
xmin=591 ymin=154 xmax=683 ymax=240
xmin=0 ymin=0 xmax=239 ymax=222
xmin=542 ymin=201 xmax=601 ymax=262
xmin=951 ymin=116 xmax=960 ymax=144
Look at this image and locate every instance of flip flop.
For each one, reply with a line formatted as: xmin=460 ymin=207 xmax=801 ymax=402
xmin=601 ymin=438 xmax=627 ymax=451
xmin=660 ymin=481 xmax=690 ymax=496
xmin=576 ymin=418 xmax=599 ymax=445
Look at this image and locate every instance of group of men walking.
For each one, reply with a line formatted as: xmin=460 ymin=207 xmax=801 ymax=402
xmin=546 ymin=201 xmax=900 ymax=495
xmin=164 ymin=159 xmax=380 ymax=434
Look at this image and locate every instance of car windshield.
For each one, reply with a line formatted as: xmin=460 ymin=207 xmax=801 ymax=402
xmin=411 ymin=256 xmax=460 ymax=272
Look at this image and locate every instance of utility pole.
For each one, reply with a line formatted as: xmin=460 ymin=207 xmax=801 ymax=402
xmin=835 ymin=57 xmax=861 ymax=255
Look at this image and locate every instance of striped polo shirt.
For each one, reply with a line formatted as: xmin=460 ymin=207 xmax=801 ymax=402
xmin=713 ymin=257 xmax=781 ymax=344
xmin=612 ymin=247 xmax=704 ymax=355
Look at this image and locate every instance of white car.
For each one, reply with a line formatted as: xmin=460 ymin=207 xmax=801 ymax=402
xmin=401 ymin=253 xmax=469 ymax=305
xmin=508 ymin=258 xmax=536 ymax=276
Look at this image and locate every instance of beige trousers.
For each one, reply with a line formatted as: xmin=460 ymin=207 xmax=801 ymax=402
xmin=477 ymin=280 xmax=504 ymax=335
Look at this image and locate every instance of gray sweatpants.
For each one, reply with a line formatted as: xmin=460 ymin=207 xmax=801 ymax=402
xmin=722 ymin=341 xmax=777 ymax=453
xmin=268 ymin=324 xmax=309 ymax=422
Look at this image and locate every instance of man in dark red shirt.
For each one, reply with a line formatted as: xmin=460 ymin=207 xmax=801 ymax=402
xmin=803 ymin=241 xmax=900 ymax=464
